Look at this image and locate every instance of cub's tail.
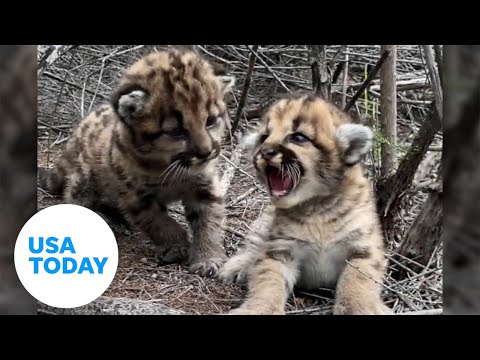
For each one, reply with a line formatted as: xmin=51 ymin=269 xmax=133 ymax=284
xmin=38 ymin=166 xmax=65 ymax=195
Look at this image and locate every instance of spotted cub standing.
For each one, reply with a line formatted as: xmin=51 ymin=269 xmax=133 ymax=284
xmin=39 ymin=48 xmax=235 ymax=277
xmin=219 ymin=95 xmax=392 ymax=314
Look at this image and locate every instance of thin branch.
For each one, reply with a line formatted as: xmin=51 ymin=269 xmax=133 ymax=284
xmin=344 ymin=49 xmax=390 ymax=111
xmin=341 ymin=46 xmax=349 ymax=109
xmin=329 ymin=45 xmax=347 ymax=69
xmin=230 ymin=45 xmax=258 ymax=137
xmin=228 ymin=187 xmax=256 ymax=207
xmin=196 ymin=45 xmax=232 ymax=65
xmin=88 ymin=59 xmax=106 ymax=113
xmin=247 ymin=45 xmax=291 ymax=93
xmin=43 ymin=72 xmax=109 ymax=101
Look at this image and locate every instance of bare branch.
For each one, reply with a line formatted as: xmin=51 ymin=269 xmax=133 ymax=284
xmin=230 ymin=45 xmax=258 ymax=137
xmin=247 ymin=45 xmax=291 ymax=93
xmin=341 ymin=46 xmax=349 ymax=108
xmin=345 ymin=49 xmax=390 ymax=111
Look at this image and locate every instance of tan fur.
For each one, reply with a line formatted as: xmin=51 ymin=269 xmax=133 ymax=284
xmin=39 ymin=48 xmax=235 ymax=277
xmin=219 ymin=94 xmax=392 ymax=314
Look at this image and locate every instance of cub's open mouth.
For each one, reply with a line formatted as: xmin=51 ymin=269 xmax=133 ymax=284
xmin=265 ymin=166 xmax=298 ymax=197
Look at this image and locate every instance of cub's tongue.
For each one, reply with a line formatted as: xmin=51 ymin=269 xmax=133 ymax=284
xmin=266 ymin=167 xmax=292 ymax=197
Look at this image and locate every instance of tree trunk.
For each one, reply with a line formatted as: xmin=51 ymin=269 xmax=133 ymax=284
xmin=0 ymin=46 xmax=37 ymax=315
xmin=379 ymin=45 xmax=398 ymax=177
xmin=308 ymin=45 xmax=330 ymax=100
xmin=376 ymin=103 xmax=441 ymax=244
xmin=396 ymin=187 xmax=442 ymax=280
xmin=422 ymin=45 xmax=443 ymax=119
xmin=443 ymin=45 xmax=480 ymax=315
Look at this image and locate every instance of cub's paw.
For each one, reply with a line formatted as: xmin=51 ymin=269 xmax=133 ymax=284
xmin=189 ymin=257 xmax=226 ymax=277
xmin=155 ymin=244 xmax=189 ymax=265
xmin=218 ymin=257 xmax=250 ymax=285
xmin=227 ymin=308 xmax=257 ymax=315
xmin=154 ymin=226 xmax=190 ymax=265
xmin=333 ymin=301 xmax=393 ymax=315
xmin=227 ymin=307 xmax=284 ymax=315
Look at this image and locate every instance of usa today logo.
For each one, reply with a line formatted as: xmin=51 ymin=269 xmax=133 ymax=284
xmin=14 ymin=204 xmax=119 ymax=309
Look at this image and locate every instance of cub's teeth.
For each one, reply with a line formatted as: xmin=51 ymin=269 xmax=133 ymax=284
xmin=272 ymin=190 xmax=287 ymax=197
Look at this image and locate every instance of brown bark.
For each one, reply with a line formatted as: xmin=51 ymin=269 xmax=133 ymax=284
xmin=376 ymin=103 xmax=441 ymax=244
xmin=308 ymin=45 xmax=330 ymax=100
xmin=396 ymin=188 xmax=442 ymax=280
xmin=379 ymin=45 xmax=398 ymax=177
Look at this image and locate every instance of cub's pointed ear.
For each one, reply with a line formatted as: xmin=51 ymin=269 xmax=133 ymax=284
xmin=111 ymin=87 xmax=149 ymax=124
xmin=218 ymin=75 xmax=236 ymax=95
xmin=335 ymin=123 xmax=373 ymax=165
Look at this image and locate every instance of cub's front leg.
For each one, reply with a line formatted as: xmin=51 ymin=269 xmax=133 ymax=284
xmin=219 ymin=209 xmax=273 ymax=285
xmin=333 ymin=247 xmax=392 ymax=315
xmin=124 ymin=192 xmax=190 ymax=265
xmin=183 ymin=178 xmax=227 ymax=277
xmin=218 ymin=245 xmax=257 ymax=286
xmin=227 ymin=241 xmax=300 ymax=315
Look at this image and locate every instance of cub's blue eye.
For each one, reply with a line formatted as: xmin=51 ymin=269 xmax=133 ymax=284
xmin=170 ymin=128 xmax=187 ymax=139
xmin=206 ymin=116 xmax=218 ymax=128
xmin=289 ymin=132 xmax=309 ymax=143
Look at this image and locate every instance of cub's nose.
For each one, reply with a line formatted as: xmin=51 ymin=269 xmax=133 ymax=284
xmin=196 ymin=149 xmax=212 ymax=159
xmin=260 ymin=147 xmax=279 ymax=160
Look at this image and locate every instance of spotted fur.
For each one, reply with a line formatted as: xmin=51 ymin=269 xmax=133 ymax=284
xmin=219 ymin=94 xmax=391 ymax=314
xmin=39 ymin=48 xmax=235 ymax=277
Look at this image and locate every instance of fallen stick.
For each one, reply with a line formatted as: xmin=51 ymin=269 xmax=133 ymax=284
xmin=222 ymin=225 xmax=246 ymax=238
xmin=228 ymin=187 xmax=256 ymax=207
xmin=369 ymin=77 xmax=428 ymax=92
